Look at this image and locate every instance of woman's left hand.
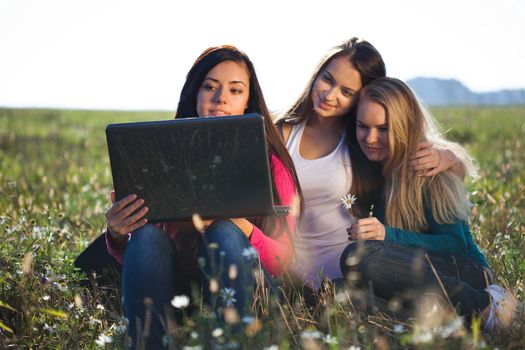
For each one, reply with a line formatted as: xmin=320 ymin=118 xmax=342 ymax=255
xmin=349 ymin=217 xmax=386 ymax=240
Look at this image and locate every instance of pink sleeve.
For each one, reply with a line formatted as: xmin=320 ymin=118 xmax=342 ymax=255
xmin=249 ymin=154 xmax=297 ymax=276
xmin=105 ymin=230 xmax=127 ymax=265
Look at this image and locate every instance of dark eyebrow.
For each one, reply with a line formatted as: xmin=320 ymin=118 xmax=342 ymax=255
xmin=323 ymin=69 xmax=358 ymax=94
xmin=229 ymin=80 xmax=247 ymax=87
xmin=203 ymin=77 xmax=247 ymax=87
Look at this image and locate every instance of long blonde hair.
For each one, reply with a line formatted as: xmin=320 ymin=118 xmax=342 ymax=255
xmin=357 ymin=78 xmax=473 ymax=232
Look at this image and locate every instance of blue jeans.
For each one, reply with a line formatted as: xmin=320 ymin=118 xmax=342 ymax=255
xmin=122 ymin=224 xmax=194 ymax=349
xmin=198 ymin=220 xmax=262 ymax=317
xmin=122 ymin=221 xmax=262 ymax=348
xmin=340 ymin=241 xmax=491 ymax=321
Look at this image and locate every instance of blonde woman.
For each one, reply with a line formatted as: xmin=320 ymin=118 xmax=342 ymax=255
xmin=340 ymin=77 xmax=516 ymax=330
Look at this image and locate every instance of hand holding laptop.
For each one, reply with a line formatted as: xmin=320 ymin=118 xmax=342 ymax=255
xmin=105 ymin=191 xmax=148 ymax=247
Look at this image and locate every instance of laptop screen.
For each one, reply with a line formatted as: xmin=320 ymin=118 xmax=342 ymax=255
xmin=105 ymin=114 xmax=276 ymax=222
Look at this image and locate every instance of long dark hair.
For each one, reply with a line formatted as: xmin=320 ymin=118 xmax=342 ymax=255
xmin=278 ymin=38 xmax=386 ymax=216
xmin=176 ymin=45 xmax=303 ymax=236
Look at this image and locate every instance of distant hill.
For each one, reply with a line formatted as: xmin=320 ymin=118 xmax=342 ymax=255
xmin=406 ymin=77 xmax=525 ymax=106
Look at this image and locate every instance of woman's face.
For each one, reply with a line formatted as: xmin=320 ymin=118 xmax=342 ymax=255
xmin=196 ymin=60 xmax=250 ymax=117
xmin=311 ymin=56 xmax=362 ymax=119
xmin=356 ymin=97 xmax=389 ymax=163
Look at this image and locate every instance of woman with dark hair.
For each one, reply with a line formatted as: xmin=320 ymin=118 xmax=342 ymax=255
xmin=104 ymin=45 xmax=302 ymax=347
xmin=340 ymin=77 xmax=518 ymax=330
xmin=276 ymin=38 xmax=473 ymax=293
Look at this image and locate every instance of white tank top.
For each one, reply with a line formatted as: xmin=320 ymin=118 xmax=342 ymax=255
xmin=287 ymin=122 xmax=356 ymax=289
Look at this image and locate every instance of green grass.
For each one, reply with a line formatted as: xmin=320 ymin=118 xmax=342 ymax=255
xmin=1 ymin=106 xmax=524 ymax=349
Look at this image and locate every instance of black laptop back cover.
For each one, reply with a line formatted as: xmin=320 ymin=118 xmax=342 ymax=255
xmin=106 ymin=114 xmax=274 ymax=222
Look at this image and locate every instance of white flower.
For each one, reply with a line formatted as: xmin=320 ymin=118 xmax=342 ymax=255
xmin=300 ymin=329 xmax=323 ymax=339
xmin=212 ymin=327 xmax=224 ymax=338
xmin=341 ymin=193 xmax=357 ymax=210
xmin=96 ymin=304 xmax=105 ymax=310
xmin=42 ymin=295 xmax=50 ymax=301
xmin=95 ymin=333 xmax=113 ymax=346
xmin=171 ymin=295 xmax=190 ymax=309
xmin=220 ymin=287 xmax=237 ymax=306
xmin=183 ymin=346 xmax=203 ymax=350
xmin=411 ymin=330 xmax=433 ymax=344
xmin=393 ymin=324 xmax=405 ymax=333
xmin=263 ymin=346 xmax=279 ymax=350
xmin=162 ymin=334 xmax=172 ymax=347
xmin=324 ymin=334 xmax=338 ymax=344
xmin=241 ymin=247 xmax=258 ymax=260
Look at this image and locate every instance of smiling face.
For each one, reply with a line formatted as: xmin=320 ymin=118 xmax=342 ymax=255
xmin=311 ymin=56 xmax=362 ymax=119
xmin=356 ymin=97 xmax=389 ymax=163
xmin=196 ymin=60 xmax=250 ymax=117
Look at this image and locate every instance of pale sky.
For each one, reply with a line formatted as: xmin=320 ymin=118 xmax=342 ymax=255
xmin=0 ymin=0 xmax=523 ymax=111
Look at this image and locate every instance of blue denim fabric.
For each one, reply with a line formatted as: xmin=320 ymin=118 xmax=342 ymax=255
xmin=198 ymin=220 xmax=262 ymax=318
xmin=122 ymin=224 xmax=191 ymax=349
xmin=340 ymin=240 xmax=491 ymax=318
xmin=122 ymin=220 xmax=266 ymax=347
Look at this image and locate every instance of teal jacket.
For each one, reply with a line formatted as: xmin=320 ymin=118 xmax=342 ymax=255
xmin=374 ymin=197 xmax=489 ymax=268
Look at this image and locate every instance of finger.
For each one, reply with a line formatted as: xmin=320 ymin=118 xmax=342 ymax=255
xmin=412 ymin=156 xmax=439 ymax=170
xmin=417 ymin=141 xmax=432 ymax=149
xmin=410 ymin=149 xmax=433 ymax=163
xmin=418 ymin=168 xmax=438 ymax=177
xmin=110 ymin=190 xmax=116 ymax=204
xmin=125 ymin=218 xmax=149 ymax=234
xmin=356 ymin=217 xmax=376 ymax=226
xmin=111 ymin=199 xmax=146 ymax=224
xmin=119 ymin=211 xmax=149 ymax=233
xmin=111 ymin=206 xmax=149 ymax=234
xmin=411 ymin=141 xmax=432 ymax=154
xmin=351 ymin=224 xmax=368 ymax=237
xmin=106 ymin=194 xmax=139 ymax=220
xmin=412 ymin=161 xmax=437 ymax=172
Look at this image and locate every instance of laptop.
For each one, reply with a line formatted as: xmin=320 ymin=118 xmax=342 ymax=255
xmin=105 ymin=113 xmax=288 ymax=222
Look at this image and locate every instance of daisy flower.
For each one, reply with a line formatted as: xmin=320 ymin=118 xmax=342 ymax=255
xmin=341 ymin=193 xmax=357 ymax=210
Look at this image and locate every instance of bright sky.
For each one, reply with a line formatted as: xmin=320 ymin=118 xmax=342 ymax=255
xmin=0 ymin=0 xmax=523 ymax=111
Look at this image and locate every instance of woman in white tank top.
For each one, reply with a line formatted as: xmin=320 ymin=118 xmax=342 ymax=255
xmin=277 ymin=38 xmax=473 ymax=292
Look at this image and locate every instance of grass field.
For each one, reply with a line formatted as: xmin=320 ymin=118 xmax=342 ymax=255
xmin=1 ymin=107 xmax=524 ymax=349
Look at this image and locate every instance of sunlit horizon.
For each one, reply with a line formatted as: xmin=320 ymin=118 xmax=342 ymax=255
xmin=1 ymin=0 xmax=523 ymax=111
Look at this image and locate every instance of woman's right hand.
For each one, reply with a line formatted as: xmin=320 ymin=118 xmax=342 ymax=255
xmin=105 ymin=191 xmax=148 ymax=243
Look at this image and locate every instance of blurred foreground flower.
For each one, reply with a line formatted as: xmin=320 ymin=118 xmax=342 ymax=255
xmin=241 ymin=247 xmax=258 ymax=260
xmin=192 ymin=213 xmax=205 ymax=233
xmin=171 ymin=295 xmax=190 ymax=309
xmin=95 ymin=333 xmax=113 ymax=346
xmin=220 ymin=287 xmax=237 ymax=306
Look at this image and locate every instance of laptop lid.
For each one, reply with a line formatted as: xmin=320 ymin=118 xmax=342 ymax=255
xmin=105 ymin=113 xmax=278 ymax=222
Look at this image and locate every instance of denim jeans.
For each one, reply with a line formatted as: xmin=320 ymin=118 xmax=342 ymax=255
xmin=122 ymin=224 xmax=194 ymax=349
xmin=198 ymin=220 xmax=263 ymax=318
xmin=122 ymin=220 xmax=263 ymax=348
xmin=340 ymin=241 xmax=491 ymax=321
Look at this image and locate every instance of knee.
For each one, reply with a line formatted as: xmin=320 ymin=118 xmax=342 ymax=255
xmin=340 ymin=241 xmax=383 ymax=275
xmin=199 ymin=220 xmax=250 ymax=261
xmin=129 ymin=224 xmax=168 ymax=245
xmin=202 ymin=220 xmax=247 ymax=246
xmin=126 ymin=224 xmax=172 ymax=259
